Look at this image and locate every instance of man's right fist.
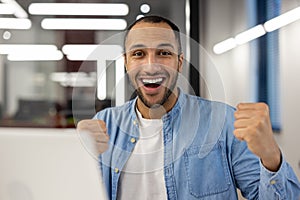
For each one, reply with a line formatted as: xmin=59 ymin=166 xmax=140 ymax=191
xmin=77 ymin=119 xmax=109 ymax=154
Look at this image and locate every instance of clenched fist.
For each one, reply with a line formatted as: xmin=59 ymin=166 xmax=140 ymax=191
xmin=77 ymin=119 xmax=109 ymax=154
xmin=234 ymin=103 xmax=281 ymax=171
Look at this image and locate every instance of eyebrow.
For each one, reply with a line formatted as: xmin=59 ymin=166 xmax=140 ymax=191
xmin=128 ymin=43 xmax=176 ymax=51
xmin=128 ymin=44 xmax=147 ymax=51
xmin=157 ymin=43 xmax=175 ymax=50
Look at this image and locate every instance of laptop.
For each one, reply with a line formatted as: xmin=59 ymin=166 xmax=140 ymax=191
xmin=0 ymin=128 xmax=108 ymax=200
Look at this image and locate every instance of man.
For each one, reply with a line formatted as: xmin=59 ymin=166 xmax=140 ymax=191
xmin=77 ymin=16 xmax=300 ymax=200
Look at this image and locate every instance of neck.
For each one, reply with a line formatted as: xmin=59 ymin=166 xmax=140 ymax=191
xmin=137 ymin=88 xmax=179 ymax=119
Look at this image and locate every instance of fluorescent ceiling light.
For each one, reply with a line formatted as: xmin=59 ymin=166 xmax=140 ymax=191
xmin=0 ymin=44 xmax=58 ymax=54
xmin=0 ymin=18 xmax=31 ymax=29
xmin=213 ymin=38 xmax=236 ymax=54
xmin=50 ymin=72 xmax=96 ymax=87
xmin=264 ymin=7 xmax=300 ymax=32
xmin=213 ymin=25 xmax=265 ymax=54
xmin=235 ymin=25 xmax=266 ymax=45
xmin=41 ymin=18 xmax=127 ymax=30
xmin=0 ymin=0 xmax=28 ymax=18
xmin=213 ymin=6 xmax=300 ymax=54
xmin=62 ymin=44 xmax=98 ymax=60
xmin=7 ymin=50 xmax=63 ymax=61
xmin=62 ymin=44 xmax=123 ymax=61
xmin=0 ymin=44 xmax=63 ymax=61
xmin=29 ymin=3 xmax=129 ymax=16
xmin=0 ymin=3 xmax=14 ymax=14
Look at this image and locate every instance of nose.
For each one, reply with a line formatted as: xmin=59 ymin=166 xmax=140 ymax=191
xmin=147 ymin=51 xmax=157 ymax=65
xmin=143 ymin=51 xmax=161 ymax=72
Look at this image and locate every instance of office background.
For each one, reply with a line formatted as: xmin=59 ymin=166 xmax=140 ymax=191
xmin=0 ymin=0 xmax=299 ymax=187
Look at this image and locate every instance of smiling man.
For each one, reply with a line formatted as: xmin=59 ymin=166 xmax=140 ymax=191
xmin=124 ymin=21 xmax=183 ymax=119
xmin=77 ymin=16 xmax=300 ymax=200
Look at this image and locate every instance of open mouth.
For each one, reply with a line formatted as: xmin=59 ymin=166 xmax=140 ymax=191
xmin=141 ymin=77 xmax=164 ymax=89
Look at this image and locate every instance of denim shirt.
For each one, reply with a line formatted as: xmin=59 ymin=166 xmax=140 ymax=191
xmin=94 ymin=90 xmax=300 ymax=200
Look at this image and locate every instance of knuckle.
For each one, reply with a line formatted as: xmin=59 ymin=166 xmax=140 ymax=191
xmin=233 ymin=121 xmax=239 ymax=128
xmin=257 ymin=107 xmax=269 ymax=117
xmin=233 ymin=129 xmax=244 ymax=140
xmin=259 ymin=102 xmax=269 ymax=110
xmin=98 ymin=120 xmax=107 ymax=129
xmin=101 ymin=132 xmax=109 ymax=140
xmin=77 ymin=120 xmax=86 ymax=128
xmin=233 ymin=129 xmax=239 ymax=135
xmin=234 ymin=111 xmax=239 ymax=118
xmin=263 ymin=109 xmax=269 ymax=117
xmin=77 ymin=119 xmax=92 ymax=130
xmin=98 ymin=120 xmax=106 ymax=125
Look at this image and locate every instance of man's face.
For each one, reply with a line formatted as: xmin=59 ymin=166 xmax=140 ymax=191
xmin=125 ymin=22 xmax=183 ymax=108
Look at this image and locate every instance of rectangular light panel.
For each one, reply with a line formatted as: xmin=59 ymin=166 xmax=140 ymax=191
xmin=0 ymin=18 xmax=31 ymax=29
xmin=235 ymin=25 xmax=266 ymax=45
xmin=264 ymin=7 xmax=300 ymax=32
xmin=0 ymin=3 xmax=14 ymax=14
xmin=41 ymin=18 xmax=127 ymax=30
xmin=29 ymin=3 xmax=129 ymax=16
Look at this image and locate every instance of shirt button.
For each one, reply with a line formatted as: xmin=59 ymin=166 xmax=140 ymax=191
xmin=270 ymin=180 xmax=276 ymax=185
xmin=114 ymin=168 xmax=119 ymax=173
xmin=130 ymin=138 xmax=136 ymax=143
xmin=133 ymin=120 xmax=138 ymax=126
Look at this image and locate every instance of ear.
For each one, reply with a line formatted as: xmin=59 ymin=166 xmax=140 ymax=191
xmin=178 ymin=53 xmax=184 ymax=73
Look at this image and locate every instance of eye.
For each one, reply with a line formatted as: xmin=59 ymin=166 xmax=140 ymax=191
xmin=132 ymin=50 xmax=144 ymax=57
xmin=158 ymin=50 xmax=172 ymax=56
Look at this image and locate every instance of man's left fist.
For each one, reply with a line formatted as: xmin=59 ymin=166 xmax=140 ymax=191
xmin=234 ymin=102 xmax=281 ymax=171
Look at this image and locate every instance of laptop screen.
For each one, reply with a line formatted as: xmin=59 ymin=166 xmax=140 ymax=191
xmin=0 ymin=128 xmax=108 ymax=200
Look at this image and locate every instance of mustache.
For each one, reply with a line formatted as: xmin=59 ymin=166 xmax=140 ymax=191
xmin=126 ymin=63 xmax=167 ymax=71
xmin=137 ymin=71 xmax=167 ymax=77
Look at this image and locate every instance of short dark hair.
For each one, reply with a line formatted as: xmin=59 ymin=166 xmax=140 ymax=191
xmin=124 ymin=15 xmax=182 ymax=54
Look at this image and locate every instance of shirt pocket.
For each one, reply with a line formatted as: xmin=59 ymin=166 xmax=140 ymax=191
xmin=183 ymin=142 xmax=231 ymax=198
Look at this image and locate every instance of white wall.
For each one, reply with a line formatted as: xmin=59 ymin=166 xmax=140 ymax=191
xmin=277 ymin=0 xmax=300 ymax=179
xmin=201 ymin=0 xmax=252 ymax=106
xmin=202 ymin=0 xmax=300 ymax=180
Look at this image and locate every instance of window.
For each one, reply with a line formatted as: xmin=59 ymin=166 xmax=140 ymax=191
xmin=252 ymin=0 xmax=282 ymax=131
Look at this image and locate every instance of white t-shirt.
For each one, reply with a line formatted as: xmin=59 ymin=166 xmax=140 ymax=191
xmin=117 ymin=108 xmax=167 ymax=200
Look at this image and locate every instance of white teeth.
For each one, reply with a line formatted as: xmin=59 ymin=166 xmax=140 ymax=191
xmin=142 ymin=78 xmax=163 ymax=84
